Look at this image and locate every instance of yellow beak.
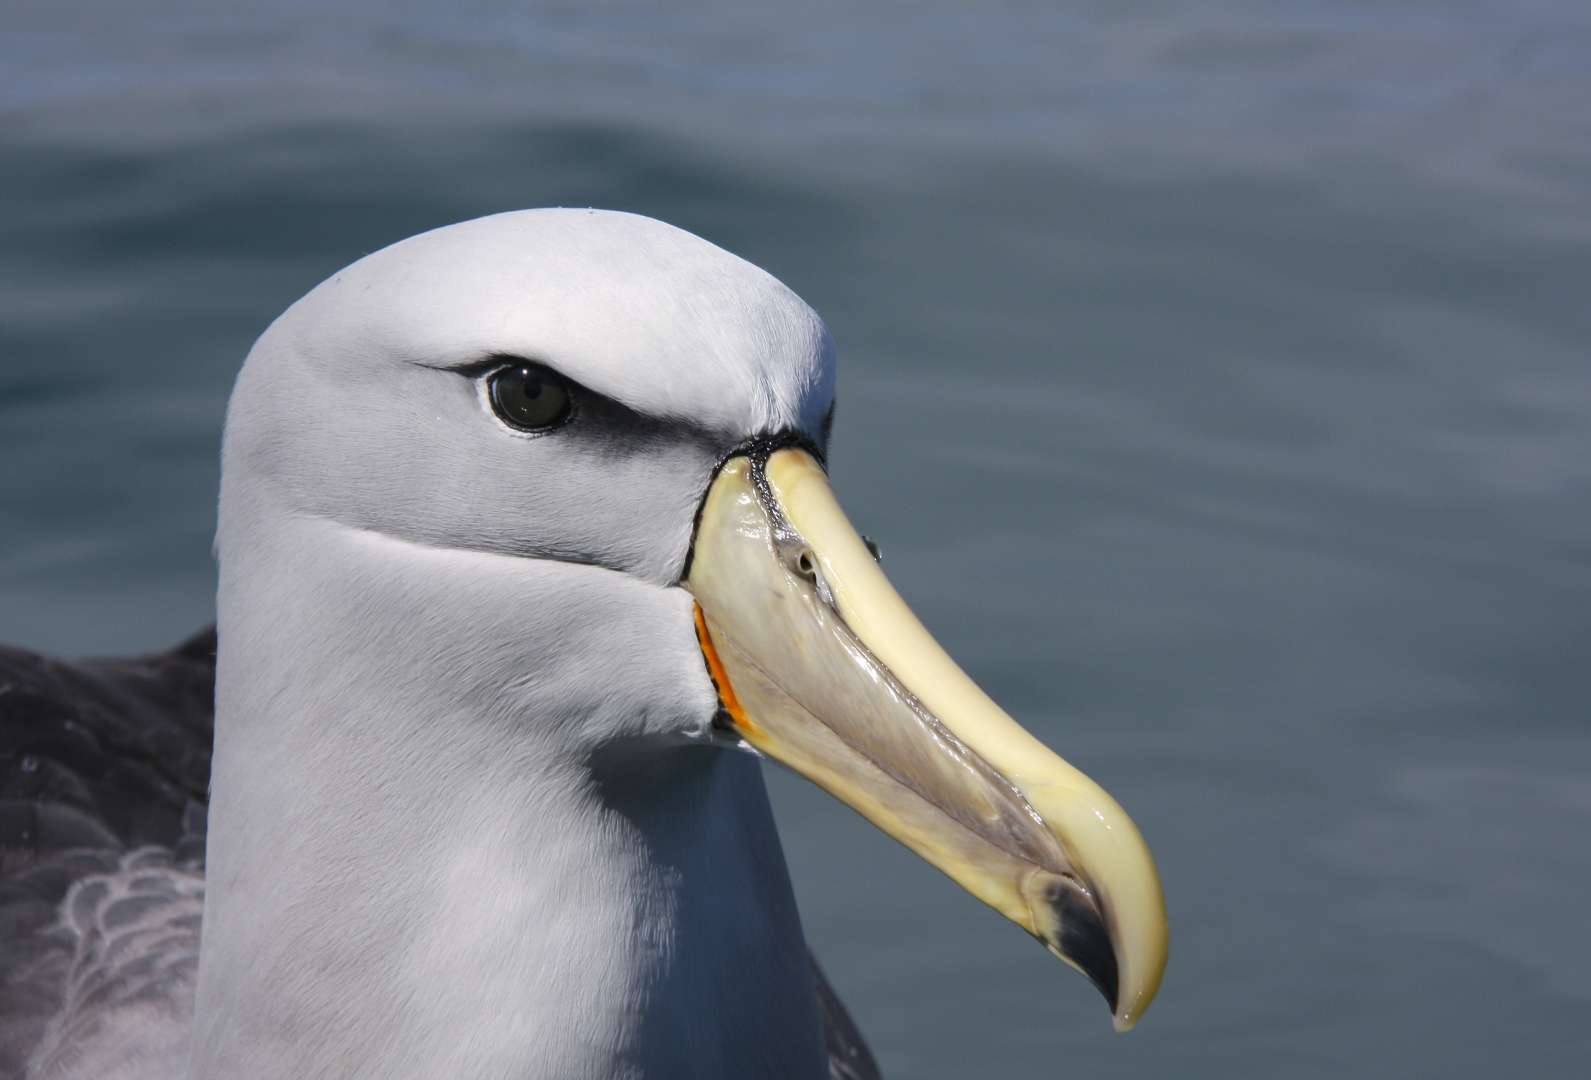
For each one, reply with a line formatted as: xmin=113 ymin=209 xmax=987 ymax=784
xmin=684 ymin=446 xmax=1168 ymax=1030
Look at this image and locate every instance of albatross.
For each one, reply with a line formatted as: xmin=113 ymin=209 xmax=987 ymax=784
xmin=0 ymin=209 xmax=1168 ymax=1079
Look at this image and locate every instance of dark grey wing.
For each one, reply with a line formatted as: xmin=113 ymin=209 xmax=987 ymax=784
xmin=811 ymin=955 xmax=883 ymax=1080
xmin=0 ymin=628 xmax=215 ymax=1079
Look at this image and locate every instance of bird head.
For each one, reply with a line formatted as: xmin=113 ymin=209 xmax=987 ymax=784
xmin=218 ymin=208 xmax=1167 ymax=1030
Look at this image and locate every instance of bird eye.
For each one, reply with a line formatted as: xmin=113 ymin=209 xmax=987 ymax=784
xmin=486 ymin=362 xmax=573 ymax=432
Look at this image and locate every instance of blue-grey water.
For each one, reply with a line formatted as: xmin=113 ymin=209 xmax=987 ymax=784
xmin=5 ymin=3 xmax=1591 ymax=1076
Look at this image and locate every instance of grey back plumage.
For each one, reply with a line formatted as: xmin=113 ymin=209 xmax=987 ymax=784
xmin=1 ymin=630 xmax=213 ymax=1079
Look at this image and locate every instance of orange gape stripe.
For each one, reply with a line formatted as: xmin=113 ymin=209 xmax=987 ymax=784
xmin=692 ymin=603 xmax=762 ymax=740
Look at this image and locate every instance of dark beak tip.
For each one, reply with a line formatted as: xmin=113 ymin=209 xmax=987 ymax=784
xmin=1050 ymin=886 xmax=1120 ymax=1015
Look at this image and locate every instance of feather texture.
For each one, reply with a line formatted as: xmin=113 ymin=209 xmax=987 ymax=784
xmin=0 ymin=630 xmax=879 ymax=1079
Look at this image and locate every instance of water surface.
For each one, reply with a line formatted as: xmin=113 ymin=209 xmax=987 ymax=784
xmin=4 ymin=4 xmax=1591 ymax=1076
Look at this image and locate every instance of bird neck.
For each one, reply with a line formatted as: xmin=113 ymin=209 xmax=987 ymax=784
xmin=193 ymin=516 xmax=826 ymax=1079
xmin=194 ymin=702 xmax=825 ymax=1080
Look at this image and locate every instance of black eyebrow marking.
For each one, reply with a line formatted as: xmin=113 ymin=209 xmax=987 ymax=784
xmin=423 ymin=352 xmax=733 ymax=460
xmin=425 ymin=352 xmax=571 ymax=379
xmin=422 ymin=354 xmax=832 ymax=478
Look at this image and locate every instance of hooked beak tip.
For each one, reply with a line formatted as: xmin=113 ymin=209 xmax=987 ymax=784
xmin=1044 ymin=883 xmax=1120 ymax=1018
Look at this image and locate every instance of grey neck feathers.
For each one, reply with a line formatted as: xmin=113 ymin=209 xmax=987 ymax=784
xmin=193 ymin=510 xmax=825 ymax=1079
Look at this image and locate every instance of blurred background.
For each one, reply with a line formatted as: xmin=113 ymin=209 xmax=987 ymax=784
xmin=5 ymin=2 xmax=1590 ymax=1076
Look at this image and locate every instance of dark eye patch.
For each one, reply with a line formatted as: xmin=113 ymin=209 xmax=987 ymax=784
xmin=443 ymin=353 xmax=796 ymax=468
